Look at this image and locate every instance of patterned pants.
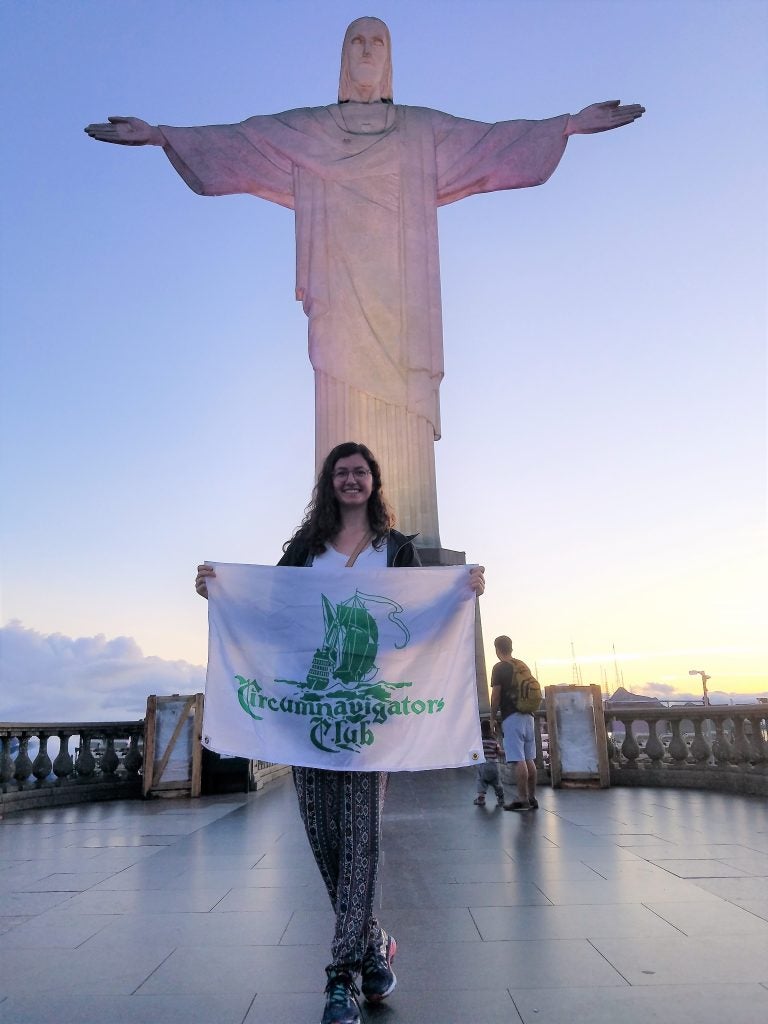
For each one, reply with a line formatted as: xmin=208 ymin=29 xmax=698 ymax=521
xmin=293 ymin=766 xmax=388 ymax=971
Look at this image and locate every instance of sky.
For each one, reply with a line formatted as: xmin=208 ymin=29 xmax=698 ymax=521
xmin=1 ymin=0 xmax=766 ymax=722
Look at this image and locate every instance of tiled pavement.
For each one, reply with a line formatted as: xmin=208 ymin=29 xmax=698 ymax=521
xmin=1 ymin=768 xmax=767 ymax=1024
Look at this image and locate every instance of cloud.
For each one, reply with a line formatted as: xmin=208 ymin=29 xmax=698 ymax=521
xmin=1 ymin=621 xmax=206 ymax=722
xmin=633 ymin=681 xmax=767 ymax=705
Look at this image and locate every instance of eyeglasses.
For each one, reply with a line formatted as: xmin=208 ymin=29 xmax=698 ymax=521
xmin=332 ymin=468 xmax=371 ymax=481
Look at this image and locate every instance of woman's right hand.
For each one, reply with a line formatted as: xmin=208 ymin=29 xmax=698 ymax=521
xmin=195 ymin=563 xmax=216 ymax=600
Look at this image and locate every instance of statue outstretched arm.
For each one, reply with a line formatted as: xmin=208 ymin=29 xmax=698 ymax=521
xmin=84 ymin=116 xmax=165 ymax=147
xmin=565 ymin=100 xmax=645 ymax=136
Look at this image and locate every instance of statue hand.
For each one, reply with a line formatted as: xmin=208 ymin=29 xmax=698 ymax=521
xmin=84 ymin=116 xmax=163 ymax=146
xmin=567 ymin=100 xmax=645 ymax=136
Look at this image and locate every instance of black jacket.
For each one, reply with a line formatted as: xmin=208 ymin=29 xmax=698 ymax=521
xmin=277 ymin=529 xmax=421 ymax=568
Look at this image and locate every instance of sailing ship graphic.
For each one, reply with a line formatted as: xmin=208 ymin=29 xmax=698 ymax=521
xmin=303 ymin=590 xmax=410 ymax=693
xmin=236 ymin=585 xmax=448 ymax=755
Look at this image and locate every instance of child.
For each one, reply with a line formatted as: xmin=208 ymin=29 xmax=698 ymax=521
xmin=474 ymin=719 xmax=504 ymax=806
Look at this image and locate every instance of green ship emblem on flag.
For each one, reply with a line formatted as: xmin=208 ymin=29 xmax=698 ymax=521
xmin=235 ymin=588 xmax=446 ymax=753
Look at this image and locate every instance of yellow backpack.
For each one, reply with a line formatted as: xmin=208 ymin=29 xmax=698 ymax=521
xmin=510 ymin=659 xmax=542 ymax=714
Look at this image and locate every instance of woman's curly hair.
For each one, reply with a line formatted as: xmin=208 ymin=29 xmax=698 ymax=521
xmin=284 ymin=442 xmax=395 ymax=555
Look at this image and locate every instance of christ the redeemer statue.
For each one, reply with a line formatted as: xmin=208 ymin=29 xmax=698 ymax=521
xmin=86 ymin=16 xmax=643 ymax=549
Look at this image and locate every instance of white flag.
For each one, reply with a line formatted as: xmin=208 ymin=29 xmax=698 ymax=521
xmin=203 ymin=562 xmax=483 ymax=771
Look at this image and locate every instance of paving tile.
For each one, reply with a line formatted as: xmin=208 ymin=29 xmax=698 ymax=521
xmin=611 ymin=835 xmax=676 ymax=847
xmin=641 ymin=844 xmax=752 ymax=859
xmin=426 ymin=881 xmax=552 ymax=907
xmin=510 ymin=982 xmax=768 ymax=1024
xmin=60 ymin=887 xmax=231 ymax=914
xmin=590 ymin=934 xmax=768 ymax=985
xmin=732 ymin=899 xmax=768 ymax=922
xmin=243 ymin=991 xmax=341 ymax=1024
xmin=2 ymin=766 xmax=766 ymax=1022
xmin=17 ymin=870 xmax=119 ymax=891
xmin=396 ymin=938 xmax=627 ymax=989
xmin=277 ymin=908 xmax=336 ymax=945
xmin=73 ymin=834 xmax=182 ymax=847
xmin=0 ymin=891 xmax=74 ymax=916
xmin=136 ymin=943 xmax=328 ymax=994
xmin=0 ymin=945 xmax=175 ymax=996
xmin=0 ymin=848 xmax=97 ymax=870
xmin=84 ymin=845 xmax=168 ymax=867
xmin=0 ymin=916 xmax=30 ymax=935
xmin=213 ymin=885 xmax=330 ymax=912
xmin=579 ymin=858 xmax=683 ymax=880
xmin=0 ymin=992 xmax=253 ymax=1024
xmin=4 ymin=910 xmax=117 ymax=948
xmin=646 ymin=900 xmax=768 ymax=936
xmin=471 ymin=903 xmax=679 ymax=940
xmin=535 ymin=877 xmax=721 ymax=905
xmin=643 ymin=858 xmax=750 ymax=879
xmin=227 ymin=866 xmax=319 ymax=887
xmin=77 ymin=909 xmax=292 ymax=948
xmin=718 ymin=853 xmax=768 ymax=873
xmin=411 ymin=860 xmax=600 ymax=884
xmin=364 ymin=987 xmax=520 ymax=1024
xmin=690 ymin=877 xmax=768 ymax=900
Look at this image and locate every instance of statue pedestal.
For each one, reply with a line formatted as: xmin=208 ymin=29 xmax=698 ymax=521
xmin=417 ymin=546 xmax=489 ymax=715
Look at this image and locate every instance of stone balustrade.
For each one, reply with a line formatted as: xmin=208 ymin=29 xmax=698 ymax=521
xmin=4 ymin=705 xmax=766 ymax=811
xmin=525 ymin=704 xmax=767 ymax=796
xmin=603 ymin=704 xmax=768 ymax=796
xmin=0 ymin=721 xmax=144 ymax=811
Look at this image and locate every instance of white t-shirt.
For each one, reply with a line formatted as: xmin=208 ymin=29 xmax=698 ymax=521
xmin=312 ymin=542 xmax=388 ymax=570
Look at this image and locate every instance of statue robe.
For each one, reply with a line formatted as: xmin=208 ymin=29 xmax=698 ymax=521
xmin=160 ymin=105 xmax=569 ymax=547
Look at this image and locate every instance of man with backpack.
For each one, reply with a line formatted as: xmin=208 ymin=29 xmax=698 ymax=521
xmin=490 ymin=635 xmax=541 ymax=811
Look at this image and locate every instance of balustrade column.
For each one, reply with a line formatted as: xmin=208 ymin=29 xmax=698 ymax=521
xmin=32 ymin=732 xmax=53 ymax=782
xmin=101 ymin=736 xmax=119 ymax=775
xmin=0 ymin=736 xmax=15 ymax=789
xmin=619 ymin=719 xmax=640 ymax=768
xmin=732 ymin=715 xmax=752 ymax=765
xmin=689 ymin=719 xmax=712 ymax=765
xmin=123 ymin=732 xmax=143 ymax=775
xmin=712 ymin=719 xmax=735 ymax=766
xmin=53 ymin=732 xmax=75 ymax=781
xmin=75 ymin=733 xmax=96 ymax=778
xmin=14 ymin=735 xmax=33 ymax=787
xmin=644 ymin=721 xmax=665 ymax=766
xmin=745 ymin=714 xmax=766 ymax=767
xmin=667 ymin=720 xmax=689 ymax=766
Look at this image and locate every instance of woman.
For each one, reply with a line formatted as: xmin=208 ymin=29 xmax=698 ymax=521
xmin=196 ymin=441 xmax=484 ymax=1024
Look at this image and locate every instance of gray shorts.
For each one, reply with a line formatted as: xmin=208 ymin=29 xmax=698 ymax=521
xmin=502 ymin=712 xmax=535 ymax=762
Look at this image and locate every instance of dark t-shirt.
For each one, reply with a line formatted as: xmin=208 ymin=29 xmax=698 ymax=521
xmin=491 ymin=660 xmax=517 ymax=719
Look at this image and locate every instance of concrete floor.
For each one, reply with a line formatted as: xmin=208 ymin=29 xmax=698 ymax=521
xmin=1 ymin=768 xmax=767 ymax=1024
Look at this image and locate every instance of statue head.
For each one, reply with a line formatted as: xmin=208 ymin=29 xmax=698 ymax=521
xmin=338 ymin=16 xmax=393 ymax=103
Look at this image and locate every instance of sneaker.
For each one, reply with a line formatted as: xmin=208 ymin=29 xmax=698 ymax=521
xmin=361 ymin=931 xmax=397 ymax=1003
xmin=473 ymin=795 xmax=485 ymax=806
xmin=528 ymin=797 xmax=539 ymax=810
xmin=503 ymin=801 xmax=530 ymax=812
xmin=322 ymin=970 xmax=360 ymax=1024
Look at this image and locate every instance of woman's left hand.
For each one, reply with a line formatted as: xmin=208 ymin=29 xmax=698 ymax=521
xmin=468 ymin=565 xmax=485 ymax=596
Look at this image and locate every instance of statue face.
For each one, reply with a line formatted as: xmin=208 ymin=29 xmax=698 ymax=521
xmin=344 ymin=17 xmax=389 ymax=99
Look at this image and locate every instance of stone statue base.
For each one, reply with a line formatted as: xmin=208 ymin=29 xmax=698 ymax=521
xmin=417 ymin=546 xmax=489 ymax=715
